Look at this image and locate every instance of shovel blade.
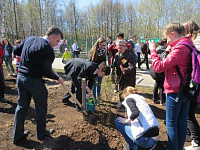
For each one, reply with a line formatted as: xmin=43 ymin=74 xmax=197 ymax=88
xmin=84 ymin=110 xmax=97 ymax=125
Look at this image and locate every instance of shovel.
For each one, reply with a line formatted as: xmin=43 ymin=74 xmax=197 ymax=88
xmin=62 ymin=83 xmax=97 ymax=125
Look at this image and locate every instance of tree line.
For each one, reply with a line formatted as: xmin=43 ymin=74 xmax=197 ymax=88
xmin=0 ymin=0 xmax=200 ymax=44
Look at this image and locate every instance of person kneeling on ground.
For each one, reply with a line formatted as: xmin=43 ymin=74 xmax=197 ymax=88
xmin=115 ymin=86 xmax=159 ymax=150
xmin=62 ymin=58 xmax=110 ymax=112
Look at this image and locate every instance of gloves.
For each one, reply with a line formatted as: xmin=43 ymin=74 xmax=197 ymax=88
xmin=118 ymin=117 xmax=131 ymax=124
xmin=86 ymin=86 xmax=92 ymax=97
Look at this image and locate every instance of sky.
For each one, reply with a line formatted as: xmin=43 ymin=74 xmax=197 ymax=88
xmin=76 ymin=0 xmax=139 ymax=10
xmin=77 ymin=0 xmax=100 ymax=8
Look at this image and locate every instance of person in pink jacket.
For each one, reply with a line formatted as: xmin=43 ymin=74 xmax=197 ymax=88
xmin=0 ymin=41 xmax=8 ymax=103
xmin=150 ymin=23 xmax=193 ymax=150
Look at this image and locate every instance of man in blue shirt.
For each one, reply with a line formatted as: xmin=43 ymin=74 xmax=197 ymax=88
xmin=13 ymin=26 xmax=64 ymax=144
xmin=72 ymin=40 xmax=80 ymax=58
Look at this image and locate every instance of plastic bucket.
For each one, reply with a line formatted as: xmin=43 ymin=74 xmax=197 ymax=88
xmin=86 ymin=97 xmax=97 ymax=113
xmin=86 ymin=102 xmax=95 ymax=113
xmin=86 ymin=97 xmax=97 ymax=105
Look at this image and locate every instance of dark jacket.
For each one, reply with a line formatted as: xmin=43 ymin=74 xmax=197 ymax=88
xmin=113 ymin=49 xmax=135 ymax=86
xmin=142 ymin=42 xmax=150 ymax=55
xmin=13 ymin=36 xmax=59 ymax=80
xmin=107 ymin=41 xmax=131 ymax=64
xmin=3 ymin=44 xmax=13 ymax=57
xmin=128 ymin=40 xmax=134 ymax=52
xmin=64 ymin=58 xmax=98 ymax=89
xmin=59 ymin=43 xmax=68 ymax=54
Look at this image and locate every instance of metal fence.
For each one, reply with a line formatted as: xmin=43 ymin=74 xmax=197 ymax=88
xmin=54 ymin=38 xmax=161 ymax=58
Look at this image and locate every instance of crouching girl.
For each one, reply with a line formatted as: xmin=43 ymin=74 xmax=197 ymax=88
xmin=115 ymin=86 xmax=159 ymax=150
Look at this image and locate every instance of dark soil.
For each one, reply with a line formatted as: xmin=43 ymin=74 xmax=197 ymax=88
xmin=0 ymin=71 xmax=197 ymax=150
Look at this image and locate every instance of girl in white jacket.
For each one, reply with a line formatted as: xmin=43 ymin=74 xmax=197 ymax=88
xmin=115 ymin=86 xmax=159 ymax=150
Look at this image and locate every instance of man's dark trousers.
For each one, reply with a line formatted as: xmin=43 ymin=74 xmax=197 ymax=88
xmin=137 ymin=52 xmax=141 ymax=69
xmin=63 ymin=78 xmax=82 ymax=104
xmin=73 ymin=51 xmax=79 ymax=58
xmin=13 ymin=73 xmax=48 ymax=142
xmin=140 ymin=53 xmax=149 ymax=69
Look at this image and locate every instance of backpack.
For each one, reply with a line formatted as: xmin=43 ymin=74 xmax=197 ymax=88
xmin=176 ymin=42 xmax=200 ymax=103
xmin=149 ymin=50 xmax=166 ymax=81
xmin=149 ymin=66 xmax=165 ymax=81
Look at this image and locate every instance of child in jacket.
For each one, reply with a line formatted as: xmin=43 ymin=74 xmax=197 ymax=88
xmin=62 ymin=48 xmax=71 ymax=64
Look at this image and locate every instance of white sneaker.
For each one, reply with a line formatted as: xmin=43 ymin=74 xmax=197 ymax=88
xmin=8 ymin=73 xmax=11 ymax=76
xmin=192 ymin=140 xmax=199 ymax=147
xmin=184 ymin=145 xmax=200 ymax=150
xmin=12 ymin=73 xmax=17 ymax=76
xmin=184 ymin=140 xmax=200 ymax=150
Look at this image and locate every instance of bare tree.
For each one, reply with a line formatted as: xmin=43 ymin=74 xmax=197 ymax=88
xmin=2 ymin=0 xmax=200 ymax=43
xmin=1 ymin=0 xmax=5 ymax=39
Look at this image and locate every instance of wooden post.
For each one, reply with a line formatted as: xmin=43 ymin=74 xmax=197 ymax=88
xmin=82 ymin=78 xmax=86 ymax=121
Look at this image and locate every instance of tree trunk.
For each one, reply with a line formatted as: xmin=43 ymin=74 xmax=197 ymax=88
xmin=1 ymin=1 xmax=5 ymax=39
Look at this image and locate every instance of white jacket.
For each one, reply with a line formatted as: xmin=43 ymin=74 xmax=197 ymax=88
xmin=122 ymin=94 xmax=159 ymax=140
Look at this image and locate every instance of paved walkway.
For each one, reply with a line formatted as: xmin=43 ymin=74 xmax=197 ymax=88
xmin=52 ymin=58 xmax=154 ymax=87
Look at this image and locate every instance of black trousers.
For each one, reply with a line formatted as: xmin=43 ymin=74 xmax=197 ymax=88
xmin=0 ymin=65 xmax=5 ymax=98
xmin=63 ymin=78 xmax=82 ymax=104
xmin=73 ymin=51 xmax=79 ymax=58
xmin=13 ymin=73 xmax=48 ymax=141
xmin=140 ymin=54 xmax=149 ymax=69
xmin=119 ymin=66 xmax=136 ymax=102
xmin=187 ymin=101 xmax=200 ymax=145
xmin=152 ymin=79 xmax=165 ymax=103
xmin=137 ymin=52 xmax=141 ymax=68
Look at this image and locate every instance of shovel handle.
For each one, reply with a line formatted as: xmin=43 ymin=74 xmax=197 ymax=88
xmin=62 ymin=83 xmax=88 ymax=115
xmin=52 ymin=70 xmax=88 ymax=115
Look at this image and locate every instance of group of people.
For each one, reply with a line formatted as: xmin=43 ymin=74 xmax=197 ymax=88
xmin=59 ymin=39 xmax=81 ymax=62
xmin=105 ymin=33 xmax=159 ymax=149
xmin=0 ymin=20 xmax=200 ymax=150
xmin=113 ymin=21 xmax=200 ymax=150
xmin=151 ymin=21 xmax=200 ymax=150
xmin=0 ymin=38 xmax=22 ymax=103
xmin=9 ymin=26 xmax=111 ymax=144
xmin=61 ymin=33 xmax=157 ymax=149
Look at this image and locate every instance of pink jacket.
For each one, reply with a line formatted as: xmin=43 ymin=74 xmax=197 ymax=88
xmin=151 ymin=36 xmax=193 ymax=93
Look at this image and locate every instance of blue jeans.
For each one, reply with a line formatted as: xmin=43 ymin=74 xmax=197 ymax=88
xmin=13 ymin=73 xmax=48 ymax=142
xmin=92 ymin=77 xmax=102 ymax=99
xmin=166 ymin=93 xmax=190 ymax=150
xmin=115 ymin=118 xmax=157 ymax=150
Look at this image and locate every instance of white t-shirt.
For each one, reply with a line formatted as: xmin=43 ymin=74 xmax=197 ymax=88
xmin=135 ymin=43 xmax=141 ymax=53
